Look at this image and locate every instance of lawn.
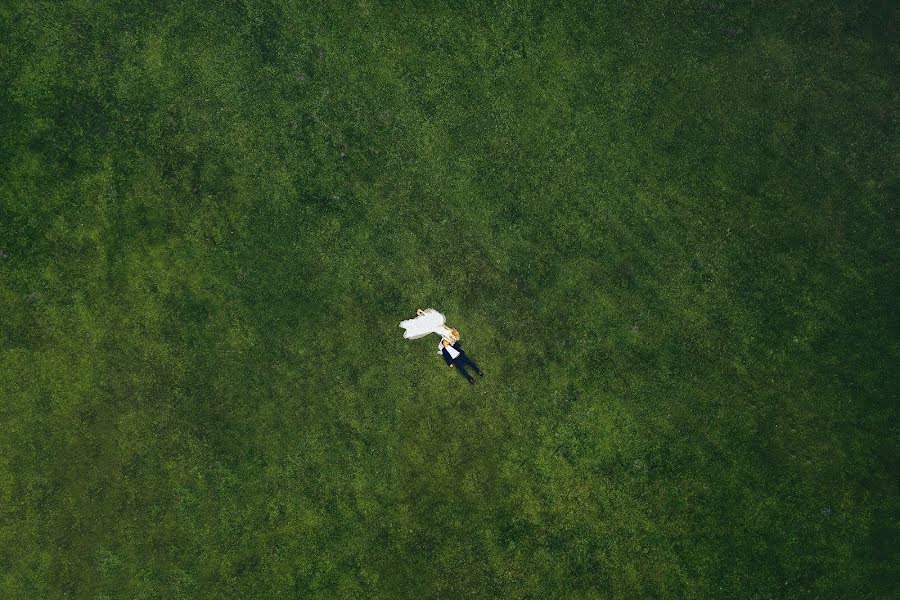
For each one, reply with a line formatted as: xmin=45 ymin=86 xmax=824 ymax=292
xmin=0 ymin=0 xmax=897 ymax=597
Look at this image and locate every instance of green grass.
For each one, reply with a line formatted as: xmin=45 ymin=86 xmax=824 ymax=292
xmin=1 ymin=0 xmax=897 ymax=597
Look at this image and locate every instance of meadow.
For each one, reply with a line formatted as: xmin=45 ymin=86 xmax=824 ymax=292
xmin=0 ymin=0 xmax=897 ymax=597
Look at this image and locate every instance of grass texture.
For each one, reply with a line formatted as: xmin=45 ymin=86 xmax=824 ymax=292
xmin=0 ymin=0 xmax=897 ymax=597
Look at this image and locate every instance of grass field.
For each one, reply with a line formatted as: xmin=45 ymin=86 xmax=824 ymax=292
xmin=1 ymin=0 xmax=897 ymax=597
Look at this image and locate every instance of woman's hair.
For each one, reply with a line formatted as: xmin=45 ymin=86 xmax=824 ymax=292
xmin=450 ymin=328 xmax=460 ymax=339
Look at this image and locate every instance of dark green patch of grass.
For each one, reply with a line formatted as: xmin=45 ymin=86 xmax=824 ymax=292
xmin=1 ymin=0 xmax=897 ymax=597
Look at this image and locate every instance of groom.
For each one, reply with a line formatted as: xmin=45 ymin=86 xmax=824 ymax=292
xmin=441 ymin=338 xmax=483 ymax=384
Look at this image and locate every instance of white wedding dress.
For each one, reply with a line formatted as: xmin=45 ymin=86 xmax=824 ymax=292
xmin=400 ymin=310 xmax=455 ymax=353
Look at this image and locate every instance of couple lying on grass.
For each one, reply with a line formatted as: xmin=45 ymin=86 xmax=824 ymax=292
xmin=400 ymin=308 xmax=484 ymax=384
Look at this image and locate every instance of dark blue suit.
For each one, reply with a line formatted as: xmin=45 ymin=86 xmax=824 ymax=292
xmin=441 ymin=341 xmax=483 ymax=383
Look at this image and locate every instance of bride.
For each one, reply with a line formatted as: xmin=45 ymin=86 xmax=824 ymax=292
xmin=400 ymin=308 xmax=459 ymax=350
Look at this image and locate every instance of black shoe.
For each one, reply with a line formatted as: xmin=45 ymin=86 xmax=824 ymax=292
xmin=468 ymin=378 xmax=475 ymax=384
xmin=477 ymin=370 xmax=484 ymax=377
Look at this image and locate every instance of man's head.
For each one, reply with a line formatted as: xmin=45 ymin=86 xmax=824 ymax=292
xmin=449 ymin=328 xmax=460 ymax=340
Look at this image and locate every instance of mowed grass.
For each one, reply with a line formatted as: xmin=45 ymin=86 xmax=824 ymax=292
xmin=0 ymin=0 xmax=897 ymax=597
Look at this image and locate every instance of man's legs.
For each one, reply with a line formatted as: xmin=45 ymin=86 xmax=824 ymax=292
xmin=453 ymin=361 xmax=474 ymax=383
xmin=458 ymin=353 xmax=483 ymax=376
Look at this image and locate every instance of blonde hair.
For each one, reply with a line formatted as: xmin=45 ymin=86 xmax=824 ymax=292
xmin=450 ymin=328 xmax=460 ymax=339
